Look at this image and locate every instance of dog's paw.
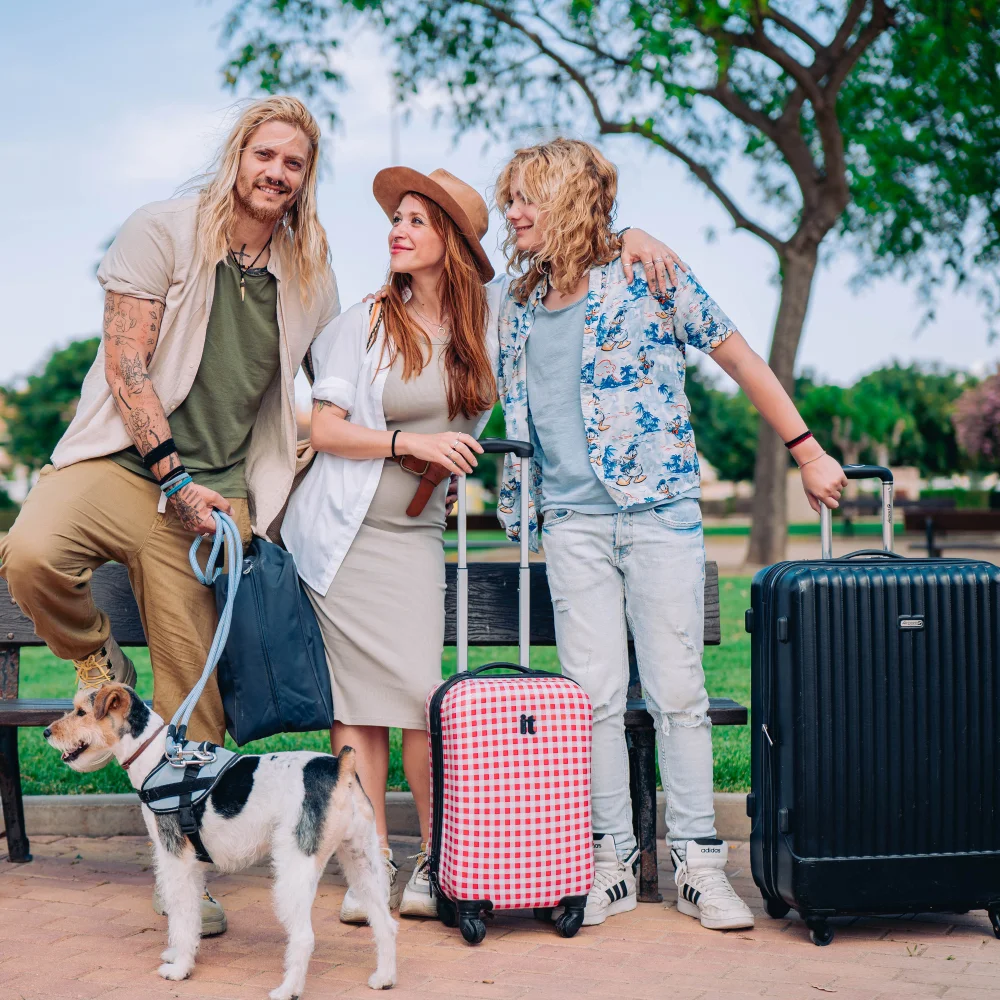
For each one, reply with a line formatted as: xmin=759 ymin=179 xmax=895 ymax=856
xmin=160 ymin=947 xmax=178 ymax=963
xmin=368 ymin=969 xmax=396 ymax=990
xmin=268 ymin=986 xmax=301 ymax=1000
xmin=158 ymin=961 xmax=193 ymax=981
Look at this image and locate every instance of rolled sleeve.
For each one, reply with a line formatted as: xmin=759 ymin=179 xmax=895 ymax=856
xmin=97 ymin=207 xmax=173 ymax=303
xmin=312 ymin=376 xmax=356 ymax=412
xmin=673 ymin=270 xmax=737 ymax=354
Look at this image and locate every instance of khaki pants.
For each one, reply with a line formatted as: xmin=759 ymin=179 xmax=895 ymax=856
xmin=0 ymin=459 xmax=251 ymax=744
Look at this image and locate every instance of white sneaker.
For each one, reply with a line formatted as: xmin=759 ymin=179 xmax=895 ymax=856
xmin=399 ymin=843 xmax=436 ymax=918
xmin=340 ymin=848 xmax=401 ymax=924
xmin=579 ymin=835 xmax=637 ymax=926
xmin=672 ymin=839 xmax=754 ymax=930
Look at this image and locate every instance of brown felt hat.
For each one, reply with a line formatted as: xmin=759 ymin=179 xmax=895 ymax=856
xmin=372 ymin=166 xmax=495 ymax=283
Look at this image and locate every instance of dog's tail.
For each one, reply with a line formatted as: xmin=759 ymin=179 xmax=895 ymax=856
xmin=336 ymin=745 xmax=357 ymax=778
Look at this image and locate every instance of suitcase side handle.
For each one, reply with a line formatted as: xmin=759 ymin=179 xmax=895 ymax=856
xmin=820 ymin=466 xmax=894 ymax=559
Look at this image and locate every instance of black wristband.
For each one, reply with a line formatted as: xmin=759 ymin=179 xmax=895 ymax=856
xmin=155 ymin=463 xmax=188 ymax=487
xmin=784 ymin=430 xmax=813 ymax=450
xmin=142 ymin=438 xmax=178 ymax=470
xmin=391 ymin=429 xmax=401 ymax=459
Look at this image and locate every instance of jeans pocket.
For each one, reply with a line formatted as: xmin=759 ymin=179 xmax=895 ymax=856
xmin=648 ymin=498 xmax=703 ymax=530
xmin=542 ymin=508 xmax=575 ymax=531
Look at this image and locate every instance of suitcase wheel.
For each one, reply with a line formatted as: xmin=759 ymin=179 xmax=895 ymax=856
xmin=460 ymin=914 xmax=487 ymax=945
xmin=989 ymin=904 xmax=1000 ymax=940
xmin=806 ymin=918 xmax=834 ymax=947
xmin=764 ymin=895 xmax=791 ymax=920
xmin=436 ymin=896 xmax=458 ymax=928
xmin=555 ymin=909 xmax=584 ymax=938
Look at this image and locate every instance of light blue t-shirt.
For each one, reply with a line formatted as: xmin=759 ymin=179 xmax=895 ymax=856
xmin=526 ymin=297 xmax=618 ymax=513
xmin=526 ymin=295 xmax=698 ymax=515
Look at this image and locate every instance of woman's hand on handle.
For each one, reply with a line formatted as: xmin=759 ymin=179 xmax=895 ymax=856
xmin=800 ymin=454 xmax=849 ymax=514
xmin=397 ymin=431 xmax=484 ymax=476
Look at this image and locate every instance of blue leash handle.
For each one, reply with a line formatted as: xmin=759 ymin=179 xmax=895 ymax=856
xmin=164 ymin=511 xmax=243 ymax=758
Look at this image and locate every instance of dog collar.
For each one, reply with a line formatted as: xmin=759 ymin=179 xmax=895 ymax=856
xmin=121 ymin=723 xmax=167 ymax=771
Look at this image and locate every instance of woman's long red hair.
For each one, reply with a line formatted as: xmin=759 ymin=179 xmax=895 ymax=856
xmin=372 ymin=194 xmax=495 ymax=420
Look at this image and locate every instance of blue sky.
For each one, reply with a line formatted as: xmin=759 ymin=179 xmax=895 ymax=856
xmin=3 ymin=0 xmax=995 ymax=389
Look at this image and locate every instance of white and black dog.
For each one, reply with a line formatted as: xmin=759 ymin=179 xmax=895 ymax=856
xmin=45 ymin=683 xmax=397 ymax=998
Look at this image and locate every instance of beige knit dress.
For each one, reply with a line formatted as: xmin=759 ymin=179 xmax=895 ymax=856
xmin=306 ymin=342 xmax=480 ymax=730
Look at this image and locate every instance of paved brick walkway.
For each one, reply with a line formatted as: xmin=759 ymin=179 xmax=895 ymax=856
xmin=2 ymin=835 xmax=998 ymax=999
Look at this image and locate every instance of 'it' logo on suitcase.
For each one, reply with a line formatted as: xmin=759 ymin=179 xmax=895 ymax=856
xmin=519 ymin=714 xmax=537 ymax=735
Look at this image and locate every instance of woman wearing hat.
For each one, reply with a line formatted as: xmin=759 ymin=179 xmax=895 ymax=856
xmin=281 ymin=167 xmax=499 ymax=922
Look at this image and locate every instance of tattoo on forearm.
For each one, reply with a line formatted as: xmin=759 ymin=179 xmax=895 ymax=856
xmin=119 ymin=351 xmax=150 ymax=395
xmin=127 ymin=408 xmax=161 ymax=453
xmin=117 ymin=387 xmax=132 ymax=412
xmin=169 ymin=485 xmax=203 ymax=532
xmin=315 ymin=400 xmax=330 ymax=411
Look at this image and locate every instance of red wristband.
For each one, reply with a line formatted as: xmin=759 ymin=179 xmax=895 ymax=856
xmin=784 ymin=430 xmax=813 ymax=449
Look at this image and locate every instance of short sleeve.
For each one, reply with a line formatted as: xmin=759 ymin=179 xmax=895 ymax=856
xmin=309 ymin=303 xmax=368 ymax=413
xmin=97 ymin=207 xmax=173 ymax=303
xmin=672 ymin=269 xmax=736 ymax=354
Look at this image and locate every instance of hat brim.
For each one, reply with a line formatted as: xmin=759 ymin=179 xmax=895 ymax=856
xmin=372 ymin=167 xmax=495 ymax=283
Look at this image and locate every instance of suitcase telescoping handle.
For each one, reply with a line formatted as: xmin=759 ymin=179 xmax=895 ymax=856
xmin=819 ymin=464 xmax=893 ymax=559
xmin=456 ymin=439 xmax=534 ymax=672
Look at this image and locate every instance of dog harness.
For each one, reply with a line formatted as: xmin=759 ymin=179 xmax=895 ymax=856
xmin=137 ymin=513 xmax=243 ymax=865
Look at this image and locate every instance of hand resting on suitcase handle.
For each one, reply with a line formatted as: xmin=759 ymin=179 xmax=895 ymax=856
xmin=821 ymin=465 xmax=894 ymax=559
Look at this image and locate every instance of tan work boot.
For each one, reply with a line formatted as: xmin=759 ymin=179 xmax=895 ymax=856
xmin=152 ymin=887 xmax=228 ymax=937
xmin=74 ymin=635 xmax=137 ymax=691
xmin=340 ymin=847 xmax=401 ymax=923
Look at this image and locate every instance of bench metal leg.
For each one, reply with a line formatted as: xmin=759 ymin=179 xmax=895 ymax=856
xmin=626 ymin=712 xmax=661 ymax=903
xmin=0 ymin=726 xmax=31 ymax=862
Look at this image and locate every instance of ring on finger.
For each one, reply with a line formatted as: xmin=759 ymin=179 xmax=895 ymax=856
xmin=654 ymin=257 xmax=664 ymax=263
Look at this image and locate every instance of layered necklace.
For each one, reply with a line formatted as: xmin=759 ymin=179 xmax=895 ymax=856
xmin=230 ymin=237 xmax=273 ymax=302
xmin=409 ymin=301 xmax=449 ymax=339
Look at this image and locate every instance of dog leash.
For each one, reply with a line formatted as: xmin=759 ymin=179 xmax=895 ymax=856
xmin=162 ymin=511 xmax=243 ymax=765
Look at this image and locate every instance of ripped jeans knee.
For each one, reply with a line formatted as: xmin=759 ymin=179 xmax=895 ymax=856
xmin=659 ymin=709 xmax=711 ymax=737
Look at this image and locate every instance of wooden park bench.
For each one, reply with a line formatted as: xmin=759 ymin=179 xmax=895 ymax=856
xmin=0 ymin=559 xmax=745 ymax=902
xmin=903 ymin=508 xmax=1000 ymax=558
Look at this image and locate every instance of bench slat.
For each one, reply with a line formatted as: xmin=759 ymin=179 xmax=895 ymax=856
xmin=2 ymin=696 xmax=746 ymax=728
xmin=0 ymin=559 xmax=722 ymax=648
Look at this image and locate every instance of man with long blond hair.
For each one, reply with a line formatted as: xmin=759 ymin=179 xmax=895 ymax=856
xmin=0 ymin=96 xmax=338 ymax=934
xmin=494 ymin=138 xmax=846 ymax=932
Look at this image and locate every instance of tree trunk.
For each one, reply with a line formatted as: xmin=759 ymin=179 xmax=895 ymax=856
xmin=746 ymin=246 xmax=819 ymax=566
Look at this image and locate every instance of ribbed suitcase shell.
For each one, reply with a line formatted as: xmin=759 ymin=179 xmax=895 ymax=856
xmin=427 ymin=672 xmax=594 ymax=909
xmin=749 ymin=555 xmax=1000 ymax=922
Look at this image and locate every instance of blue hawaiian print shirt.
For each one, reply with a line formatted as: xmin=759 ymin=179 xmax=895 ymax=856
xmin=496 ymin=259 xmax=736 ymax=549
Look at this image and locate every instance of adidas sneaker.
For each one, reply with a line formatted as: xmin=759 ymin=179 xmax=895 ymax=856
xmin=671 ymin=838 xmax=754 ymax=930
xmin=579 ymin=834 xmax=638 ymax=926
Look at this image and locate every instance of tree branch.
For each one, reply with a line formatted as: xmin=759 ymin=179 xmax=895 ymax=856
xmin=528 ymin=6 xmax=634 ymax=70
xmin=602 ymin=119 xmax=785 ymax=253
xmin=763 ymin=8 xmax=824 ymax=53
xmin=825 ymin=0 xmax=892 ymax=95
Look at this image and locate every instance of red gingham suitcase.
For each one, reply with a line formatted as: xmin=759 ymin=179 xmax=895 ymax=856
xmin=426 ymin=439 xmax=594 ymax=944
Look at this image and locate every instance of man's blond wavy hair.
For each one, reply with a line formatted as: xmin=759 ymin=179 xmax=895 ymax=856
xmin=495 ymin=138 xmax=622 ymax=301
xmin=195 ymin=96 xmax=330 ymax=300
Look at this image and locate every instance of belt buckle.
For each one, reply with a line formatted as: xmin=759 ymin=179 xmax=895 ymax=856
xmin=399 ymin=456 xmax=431 ymax=477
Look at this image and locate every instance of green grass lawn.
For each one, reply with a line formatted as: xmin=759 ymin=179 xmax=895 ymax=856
xmin=18 ymin=576 xmax=752 ymax=796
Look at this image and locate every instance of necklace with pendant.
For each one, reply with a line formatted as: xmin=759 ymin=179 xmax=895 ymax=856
xmin=230 ymin=237 xmax=272 ymax=302
xmin=410 ymin=302 xmax=448 ymax=338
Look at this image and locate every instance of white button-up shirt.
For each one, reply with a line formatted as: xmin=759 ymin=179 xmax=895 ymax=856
xmin=282 ymin=283 xmax=504 ymax=595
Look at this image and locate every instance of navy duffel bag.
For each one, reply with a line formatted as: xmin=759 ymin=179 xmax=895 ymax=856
xmin=214 ymin=536 xmax=333 ymax=746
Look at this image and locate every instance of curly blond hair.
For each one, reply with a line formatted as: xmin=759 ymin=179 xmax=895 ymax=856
xmin=495 ymin=138 xmax=622 ymax=301
xmin=194 ymin=96 xmax=331 ymax=302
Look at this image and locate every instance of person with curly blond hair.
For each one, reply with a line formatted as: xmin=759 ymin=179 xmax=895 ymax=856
xmin=493 ymin=138 xmax=848 ymax=931
xmin=0 ymin=96 xmax=339 ymax=936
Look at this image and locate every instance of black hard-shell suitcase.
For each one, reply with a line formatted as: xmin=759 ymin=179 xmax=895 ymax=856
xmin=748 ymin=464 xmax=1000 ymax=945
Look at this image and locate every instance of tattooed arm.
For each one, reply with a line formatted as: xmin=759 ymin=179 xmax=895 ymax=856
xmin=103 ymin=291 xmax=233 ymax=536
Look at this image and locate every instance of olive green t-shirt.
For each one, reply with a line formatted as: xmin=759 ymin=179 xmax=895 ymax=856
xmin=111 ymin=260 xmax=281 ymax=497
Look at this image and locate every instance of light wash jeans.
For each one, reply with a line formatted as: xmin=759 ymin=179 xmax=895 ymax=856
xmin=541 ymin=499 xmax=716 ymax=858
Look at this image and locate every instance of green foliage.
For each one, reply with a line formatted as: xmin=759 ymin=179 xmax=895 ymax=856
xmin=2 ymin=338 xmax=100 ymax=472
xmin=686 ymin=364 xmax=759 ymax=482
xmin=855 ymin=363 xmax=978 ymax=475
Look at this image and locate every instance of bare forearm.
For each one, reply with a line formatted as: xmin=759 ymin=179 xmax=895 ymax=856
xmin=311 ymin=401 xmax=395 ymax=459
xmin=711 ymin=334 xmax=824 ymax=465
xmin=103 ymin=292 xmax=178 ymax=478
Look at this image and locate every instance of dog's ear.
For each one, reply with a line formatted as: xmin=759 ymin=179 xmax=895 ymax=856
xmin=93 ymin=684 xmax=128 ymax=721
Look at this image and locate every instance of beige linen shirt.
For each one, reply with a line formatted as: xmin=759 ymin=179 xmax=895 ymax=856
xmin=52 ymin=197 xmax=340 ymax=537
